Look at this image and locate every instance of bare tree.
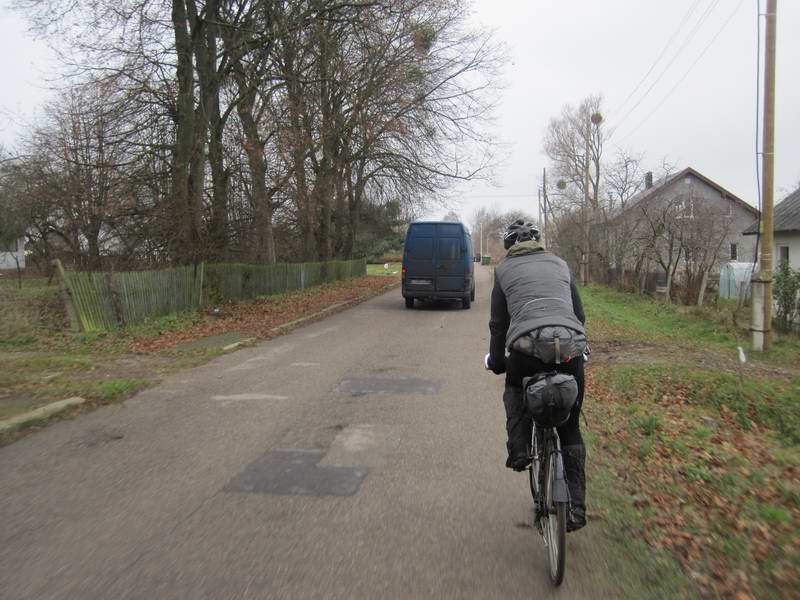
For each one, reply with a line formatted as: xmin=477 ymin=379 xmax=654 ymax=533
xmin=602 ymin=149 xmax=644 ymax=288
xmin=11 ymin=0 xmax=502 ymax=268
xmin=543 ymin=95 xmax=606 ymax=276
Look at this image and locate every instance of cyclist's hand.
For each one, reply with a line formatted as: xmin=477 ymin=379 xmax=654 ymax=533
xmin=583 ymin=344 xmax=591 ymax=363
xmin=485 ymin=353 xmax=506 ymax=375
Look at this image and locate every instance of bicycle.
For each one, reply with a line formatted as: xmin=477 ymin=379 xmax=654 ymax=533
xmin=485 ymin=351 xmax=587 ymax=587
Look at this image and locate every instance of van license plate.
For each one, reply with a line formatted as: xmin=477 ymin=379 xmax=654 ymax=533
xmin=410 ymin=279 xmax=430 ymax=285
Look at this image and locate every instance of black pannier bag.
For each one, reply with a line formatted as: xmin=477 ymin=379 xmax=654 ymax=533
xmin=512 ymin=326 xmax=587 ymax=364
xmin=523 ymin=372 xmax=579 ymax=428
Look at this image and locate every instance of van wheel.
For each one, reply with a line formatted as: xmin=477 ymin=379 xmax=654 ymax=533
xmin=405 ymin=297 xmax=414 ymax=309
xmin=470 ymin=286 xmax=475 ymax=302
xmin=462 ymin=296 xmax=471 ymax=309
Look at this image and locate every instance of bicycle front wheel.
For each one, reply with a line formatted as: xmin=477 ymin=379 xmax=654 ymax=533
xmin=543 ymin=451 xmax=566 ymax=586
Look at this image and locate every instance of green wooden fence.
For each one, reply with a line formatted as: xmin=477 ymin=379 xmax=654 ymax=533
xmin=204 ymin=259 xmax=366 ymax=302
xmin=61 ymin=258 xmax=366 ymax=332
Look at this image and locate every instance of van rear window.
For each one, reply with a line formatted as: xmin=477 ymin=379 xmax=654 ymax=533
xmin=408 ymin=237 xmax=433 ymax=259
xmin=409 ymin=223 xmax=436 ymax=237
xmin=437 ymin=224 xmax=462 ymax=236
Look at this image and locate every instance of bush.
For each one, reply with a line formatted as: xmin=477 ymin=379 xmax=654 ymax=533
xmin=0 ymin=279 xmax=65 ymax=343
xmin=773 ymin=261 xmax=800 ymax=331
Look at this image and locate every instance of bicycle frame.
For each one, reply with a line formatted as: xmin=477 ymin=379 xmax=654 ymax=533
xmin=531 ymin=423 xmax=570 ymax=505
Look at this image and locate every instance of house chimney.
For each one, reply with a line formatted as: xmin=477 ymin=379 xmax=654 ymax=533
xmin=645 ymin=171 xmax=653 ymax=189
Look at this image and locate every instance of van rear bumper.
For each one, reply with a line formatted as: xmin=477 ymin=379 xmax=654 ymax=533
xmin=402 ymin=287 xmax=469 ymax=299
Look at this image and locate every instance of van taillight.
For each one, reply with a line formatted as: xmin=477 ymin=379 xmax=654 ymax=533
xmin=402 ymin=267 xmax=407 ymax=273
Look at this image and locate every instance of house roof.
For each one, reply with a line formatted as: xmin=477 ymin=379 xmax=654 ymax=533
xmin=625 ymin=167 xmax=758 ymax=216
xmin=743 ymin=186 xmax=800 ymax=235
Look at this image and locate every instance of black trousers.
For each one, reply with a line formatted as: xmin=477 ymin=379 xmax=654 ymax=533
xmin=502 ymin=350 xmax=585 ymax=458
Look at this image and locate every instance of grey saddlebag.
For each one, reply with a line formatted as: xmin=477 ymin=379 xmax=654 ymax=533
xmin=511 ymin=326 xmax=587 ymax=364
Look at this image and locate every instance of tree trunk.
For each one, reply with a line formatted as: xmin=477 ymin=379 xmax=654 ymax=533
xmin=171 ymin=0 xmax=198 ymax=264
xmin=235 ymin=83 xmax=275 ymax=264
xmin=696 ymin=268 xmax=710 ymax=307
xmin=282 ymin=45 xmax=315 ymax=260
xmin=333 ymin=163 xmax=347 ymax=256
xmin=194 ymin=0 xmax=227 ymax=261
xmin=86 ymin=227 xmax=102 ymax=271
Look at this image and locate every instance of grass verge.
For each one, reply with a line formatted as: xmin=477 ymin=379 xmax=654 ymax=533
xmin=366 ymin=262 xmax=402 ymax=276
xmin=585 ymin=285 xmax=799 ymax=599
xmin=583 ymin=285 xmax=800 ymax=367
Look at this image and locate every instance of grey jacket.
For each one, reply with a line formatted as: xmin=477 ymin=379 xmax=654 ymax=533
xmin=488 ymin=241 xmax=585 ymax=373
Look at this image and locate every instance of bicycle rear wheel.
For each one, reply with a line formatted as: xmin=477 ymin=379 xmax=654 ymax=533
xmin=543 ymin=447 xmax=566 ymax=586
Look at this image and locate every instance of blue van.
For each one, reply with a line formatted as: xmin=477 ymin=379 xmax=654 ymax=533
xmin=402 ymin=221 xmax=475 ymax=309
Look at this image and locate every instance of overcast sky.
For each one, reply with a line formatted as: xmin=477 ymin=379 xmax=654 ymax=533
xmin=440 ymin=0 xmax=800 ymax=224
xmin=1 ymin=0 xmax=798 ymax=226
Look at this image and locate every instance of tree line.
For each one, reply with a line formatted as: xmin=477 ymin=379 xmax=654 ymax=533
xmin=0 ymin=0 xmax=500 ymax=273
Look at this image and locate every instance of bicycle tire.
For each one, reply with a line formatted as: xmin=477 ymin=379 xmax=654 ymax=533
xmin=529 ymin=432 xmax=539 ymax=503
xmin=544 ymin=448 xmax=566 ymax=586
xmin=528 ymin=463 xmax=537 ymax=502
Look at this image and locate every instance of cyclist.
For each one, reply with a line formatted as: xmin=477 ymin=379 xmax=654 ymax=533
xmin=485 ymin=220 xmax=588 ymax=532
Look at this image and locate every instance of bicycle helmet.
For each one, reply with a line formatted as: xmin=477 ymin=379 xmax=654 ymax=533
xmin=503 ymin=219 xmax=540 ymax=250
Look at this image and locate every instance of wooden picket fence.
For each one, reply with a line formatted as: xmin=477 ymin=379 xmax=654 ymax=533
xmin=59 ymin=258 xmax=366 ymax=332
xmin=205 ymin=260 xmax=365 ymax=302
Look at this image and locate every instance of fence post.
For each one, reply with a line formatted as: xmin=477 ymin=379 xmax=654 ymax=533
xmin=197 ymin=262 xmax=205 ymax=308
xmin=52 ymin=259 xmax=83 ymax=332
xmin=105 ymin=271 xmax=126 ymax=328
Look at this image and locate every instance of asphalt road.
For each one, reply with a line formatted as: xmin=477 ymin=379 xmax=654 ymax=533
xmin=0 ymin=265 xmax=625 ymax=599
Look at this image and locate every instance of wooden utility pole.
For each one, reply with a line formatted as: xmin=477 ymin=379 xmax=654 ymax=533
xmin=753 ymin=0 xmax=777 ymax=352
xmin=541 ymin=167 xmax=549 ymax=248
xmin=581 ymin=120 xmax=590 ymax=286
xmin=537 ymin=187 xmax=542 ymax=239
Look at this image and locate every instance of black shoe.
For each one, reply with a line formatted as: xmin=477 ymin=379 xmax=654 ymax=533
xmin=567 ymin=507 xmax=586 ymax=532
xmin=505 ymin=454 xmax=532 ymax=472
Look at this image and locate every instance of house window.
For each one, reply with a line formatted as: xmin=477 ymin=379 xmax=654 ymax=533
xmin=677 ymin=198 xmax=694 ymax=218
xmin=779 ymin=245 xmax=790 ymax=265
xmin=0 ymin=239 xmax=18 ymax=253
xmin=730 ymin=243 xmax=738 ymax=261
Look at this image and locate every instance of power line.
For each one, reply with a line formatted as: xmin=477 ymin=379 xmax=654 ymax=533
xmin=456 ymin=194 xmax=536 ymax=199
xmin=609 ymin=0 xmax=722 ymax=136
xmin=610 ymin=0 xmax=703 ymax=118
xmin=615 ymin=0 xmax=745 ymax=144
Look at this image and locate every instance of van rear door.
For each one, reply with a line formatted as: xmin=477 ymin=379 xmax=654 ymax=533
xmin=435 ymin=223 xmax=465 ymax=292
xmin=404 ymin=223 xmax=435 ymax=289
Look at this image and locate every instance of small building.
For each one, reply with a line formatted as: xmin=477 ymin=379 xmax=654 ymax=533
xmin=0 ymin=237 xmax=25 ymax=270
xmin=744 ymin=186 xmax=800 ymax=270
xmin=608 ymin=167 xmax=759 ymax=299
xmin=719 ymin=261 xmax=756 ymax=300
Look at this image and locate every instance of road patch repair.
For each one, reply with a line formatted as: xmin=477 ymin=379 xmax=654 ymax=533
xmin=224 ymin=448 xmax=368 ymax=497
xmin=319 ymin=424 xmax=400 ymax=468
